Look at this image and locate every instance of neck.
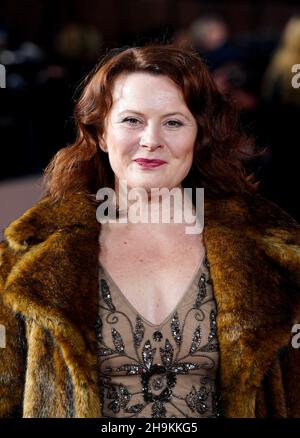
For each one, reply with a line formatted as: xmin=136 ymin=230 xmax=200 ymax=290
xmin=114 ymin=183 xmax=199 ymax=226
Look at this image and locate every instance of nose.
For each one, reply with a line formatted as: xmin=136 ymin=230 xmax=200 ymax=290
xmin=139 ymin=123 xmax=163 ymax=150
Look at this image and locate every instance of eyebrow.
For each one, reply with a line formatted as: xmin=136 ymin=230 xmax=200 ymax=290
xmin=118 ymin=110 xmax=191 ymax=121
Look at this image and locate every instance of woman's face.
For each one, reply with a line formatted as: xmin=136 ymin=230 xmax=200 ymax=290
xmin=99 ymin=72 xmax=198 ymax=192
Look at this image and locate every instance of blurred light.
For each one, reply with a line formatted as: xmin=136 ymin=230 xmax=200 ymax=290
xmin=0 ymin=49 xmax=16 ymax=65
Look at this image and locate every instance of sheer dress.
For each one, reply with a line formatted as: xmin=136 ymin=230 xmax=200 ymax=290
xmin=96 ymin=252 xmax=223 ymax=418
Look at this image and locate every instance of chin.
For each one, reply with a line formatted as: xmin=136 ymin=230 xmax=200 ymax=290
xmin=128 ymin=177 xmax=163 ymax=190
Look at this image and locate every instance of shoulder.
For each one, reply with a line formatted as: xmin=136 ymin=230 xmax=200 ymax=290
xmin=2 ymin=191 xmax=99 ymax=252
xmin=205 ymin=191 xmax=299 ymax=229
xmin=206 ymin=191 xmax=300 ymax=286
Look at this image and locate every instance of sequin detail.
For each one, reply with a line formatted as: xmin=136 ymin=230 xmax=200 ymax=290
xmin=97 ymin=255 xmax=223 ymax=418
xmin=134 ymin=316 xmax=145 ymax=347
xmin=153 ymin=331 xmax=163 ymax=342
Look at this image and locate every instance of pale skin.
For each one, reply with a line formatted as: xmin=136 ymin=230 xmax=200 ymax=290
xmin=98 ymin=72 xmax=205 ymax=326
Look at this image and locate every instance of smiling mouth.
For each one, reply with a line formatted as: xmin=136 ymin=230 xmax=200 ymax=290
xmin=133 ymin=159 xmax=166 ymax=168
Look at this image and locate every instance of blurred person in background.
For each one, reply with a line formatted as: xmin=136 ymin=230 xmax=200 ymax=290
xmin=189 ymin=14 xmax=242 ymax=71
xmin=261 ymin=16 xmax=300 ymax=222
xmin=189 ymin=15 xmax=258 ymax=131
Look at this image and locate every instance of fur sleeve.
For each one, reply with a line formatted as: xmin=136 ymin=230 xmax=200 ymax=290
xmin=279 ymin=342 xmax=300 ymax=417
xmin=255 ymin=343 xmax=300 ymax=417
xmin=0 ymin=241 xmax=27 ymax=417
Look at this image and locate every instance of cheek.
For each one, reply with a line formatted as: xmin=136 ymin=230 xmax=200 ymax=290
xmin=173 ymin=133 xmax=196 ymax=158
xmin=109 ymin=130 xmax=137 ymax=154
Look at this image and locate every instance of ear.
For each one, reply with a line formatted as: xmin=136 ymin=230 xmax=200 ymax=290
xmin=97 ymin=132 xmax=108 ymax=153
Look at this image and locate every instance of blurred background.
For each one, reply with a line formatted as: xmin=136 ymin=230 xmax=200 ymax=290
xmin=1 ymin=0 xmax=300 ymax=237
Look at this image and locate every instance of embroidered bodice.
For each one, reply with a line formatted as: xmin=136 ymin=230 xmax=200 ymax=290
xmin=95 ymin=253 xmax=223 ymax=418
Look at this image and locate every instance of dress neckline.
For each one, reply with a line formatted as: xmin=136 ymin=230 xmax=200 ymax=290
xmin=98 ymin=252 xmax=207 ymax=328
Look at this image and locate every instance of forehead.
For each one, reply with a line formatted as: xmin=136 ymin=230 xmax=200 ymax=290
xmin=110 ymin=72 xmax=186 ymax=110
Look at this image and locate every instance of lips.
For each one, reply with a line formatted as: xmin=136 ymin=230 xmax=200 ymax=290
xmin=133 ymin=158 xmax=166 ymax=164
xmin=133 ymin=158 xmax=167 ymax=168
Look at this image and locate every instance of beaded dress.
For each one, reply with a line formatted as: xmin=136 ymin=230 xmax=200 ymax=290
xmin=96 ymin=252 xmax=223 ymax=418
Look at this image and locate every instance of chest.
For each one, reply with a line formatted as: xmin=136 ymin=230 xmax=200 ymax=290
xmin=98 ymin=225 xmax=205 ymax=326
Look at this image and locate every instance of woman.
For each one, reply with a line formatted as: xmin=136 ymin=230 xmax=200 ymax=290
xmin=1 ymin=44 xmax=300 ymax=418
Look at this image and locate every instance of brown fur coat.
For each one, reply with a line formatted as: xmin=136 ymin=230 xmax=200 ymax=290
xmin=1 ymin=191 xmax=300 ymax=418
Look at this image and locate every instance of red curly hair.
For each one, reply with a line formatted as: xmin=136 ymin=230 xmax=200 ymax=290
xmin=42 ymin=44 xmax=261 ymax=205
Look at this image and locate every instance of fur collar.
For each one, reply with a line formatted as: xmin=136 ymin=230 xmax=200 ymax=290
xmin=2 ymin=191 xmax=300 ymax=417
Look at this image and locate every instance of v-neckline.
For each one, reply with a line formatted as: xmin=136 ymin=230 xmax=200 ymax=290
xmin=98 ymin=252 xmax=206 ymax=328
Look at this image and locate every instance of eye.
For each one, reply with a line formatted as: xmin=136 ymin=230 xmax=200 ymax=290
xmin=165 ymin=120 xmax=183 ymax=127
xmin=122 ymin=117 xmax=141 ymax=126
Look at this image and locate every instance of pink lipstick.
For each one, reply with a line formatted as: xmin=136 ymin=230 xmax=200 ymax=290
xmin=133 ymin=158 xmax=166 ymax=168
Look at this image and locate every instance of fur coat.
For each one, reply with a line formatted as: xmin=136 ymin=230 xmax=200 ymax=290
xmin=1 ymin=191 xmax=300 ymax=418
